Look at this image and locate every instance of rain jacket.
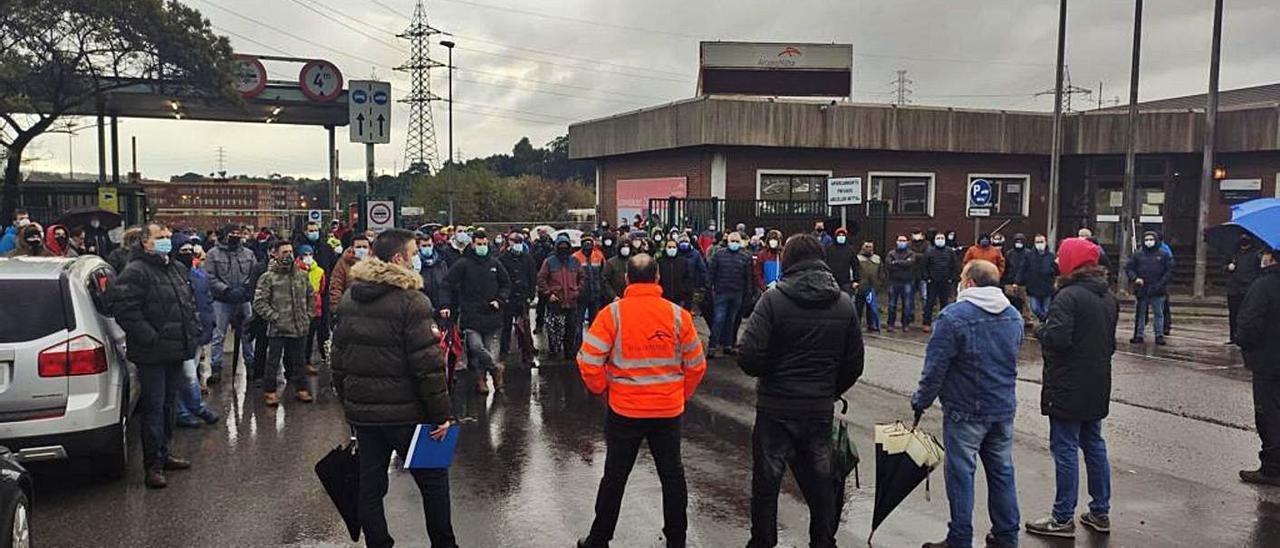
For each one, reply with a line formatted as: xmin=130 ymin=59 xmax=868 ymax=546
xmin=111 ymin=246 xmax=201 ymax=365
xmin=0 ymin=225 xmax=16 ymax=255
xmin=911 ymin=285 xmax=1024 ymax=421
xmin=1125 ymin=245 xmax=1174 ymax=297
xmin=738 ymin=259 xmax=864 ymax=418
xmin=577 ymin=283 xmax=706 ymax=419
xmin=537 ymin=252 xmax=585 ymax=310
xmin=962 ymin=244 xmax=1006 ymax=276
xmin=572 ymin=247 xmax=607 ymax=307
xmin=445 ymin=248 xmax=511 ymax=332
xmin=204 ymin=242 xmax=258 ymax=303
xmin=301 ymin=260 xmax=327 ymax=318
xmin=332 ymin=258 xmax=449 ymax=426
xmin=252 ymin=257 xmax=314 ymax=338
xmin=1036 ymin=268 xmax=1118 ymax=421
xmin=1237 ymin=264 xmax=1280 ymax=378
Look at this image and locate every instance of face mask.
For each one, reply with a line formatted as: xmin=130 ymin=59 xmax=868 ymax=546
xmin=582 ymin=243 xmax=594 ymax=253
xmin=15 ymin=218 xmax=29 ymax=228
xmin=411 ymin=254 xmax=423 ymax=272
xmin=654 ymin=235 xmax=662 ymax=243
xmin=620 ymin=247 xmax=631 ymax=257
xmin=279 ymin=252 xmax=294 ymax=263
xmin=176 ymin=252 xmax=195 ymax=268
xmin=55 ymin=235 xmax=68 ymax=246
xmin=153 ymin=238 xmax=172 ymax=254
xmin=604 ymin=239 xmax=613 ymax=247
xmin=836 ymin=235 xmax=847 ymax=245
xmin=728 ymin=242 xmax=742 ymax=251
xmin=305 ymin=231 xmax=318 ymax=241
xmin=935 ymin=238 xmax=946 ymax=247
xmin=1035 ymin=242 xmax=1047 ymax=251
xmin=226 ymin=236 xmax=242 ymax=247
xmin=897 ymin=242 xmax=908 ymax=250
xmin=708 ymin=225 xmax=717 ymax=232
xmin=665 ymin=248 xmax=677 ymax=257
xmin=768 ymin=239 xmax=779 ymax=249
xmin=517 ymin=243 xmax=531 ymax=253
xmin=993 ymin=239 xmax=1005 ymax=247
xmin=90 ymin=219 xmax=101 ymax=229
xmin=354 ymin=247 xmax=368 ymax=260
xmin=1144 ymin=239 xmax=1156 ymax=249
xmin=678 ymin=242 xmax=690 ymax=251
xmin=556 ymin=245 xmax=570 ymax=256
xmin=474 ymin=245 xmax=489 ymax=257
xmin=420 ymin=246 xmax=434 ymax=258
xmin=1014 ymin=242 xmax=1024 ymax=249
xmin=303 ymin=256 xmax=315 ymax=266
xmin=979 ymin=239 xmax=991 ymax=247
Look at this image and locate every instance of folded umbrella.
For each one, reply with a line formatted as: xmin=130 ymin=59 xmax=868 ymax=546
xmin=868 ymin=419 xmax=945 ymax=545
xmin=315 ymin=439 xmax=361 ymax=542
xmin=1206 ymin=198 xmax=1280 ymax=254
xmin=831 ymin=397 xmax=861 ymax=538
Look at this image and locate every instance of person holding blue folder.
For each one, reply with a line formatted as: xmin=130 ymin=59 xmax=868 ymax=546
xmin=332 ymin=228 xmax=457 ymax=548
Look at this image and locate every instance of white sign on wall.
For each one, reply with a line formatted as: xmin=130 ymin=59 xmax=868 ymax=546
xmin=826 ymin=177 xmax=863 ymax=206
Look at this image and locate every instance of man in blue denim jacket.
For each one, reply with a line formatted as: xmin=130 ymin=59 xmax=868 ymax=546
xmin=911 ymin=260 xmax=1024 ymax=548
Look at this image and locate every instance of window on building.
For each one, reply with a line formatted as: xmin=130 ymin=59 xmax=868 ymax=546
xmin=869 ymin=173 xmax=934 ymax=216
xmin=757 ymin=172 xmax=830 ymax=202
xmin=967 ymin=175 xmax=1030 ymax=217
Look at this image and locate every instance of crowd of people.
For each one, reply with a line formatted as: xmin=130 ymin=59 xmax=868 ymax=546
xmin=2 ymin=205 xmax=1278 ymax=548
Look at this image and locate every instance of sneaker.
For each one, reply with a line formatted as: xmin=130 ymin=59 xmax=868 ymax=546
xmin=1026 ymin=515 xmax=1075 ymax=538
xmin=145 ymin=467 xmax=167 ymax=489
xmin=305 ymin=363 xmax=319 ymax=376
xmin=706 ymin=348 xmax=719 ymax=359
xmin=1155 ymin=336 xmax=1167 ymax=346
xmin=1079 ymin=512 xmax=1111 ymax=533
xmin=984 ymin=533 xmax=1015 ymax=548
xmin=162 ymin=456 xmax=192 ymax=471
xmin=264 ymin=392 xmax=280 ymax=406
xmin=176 ymin=415 xmax=202 ymax=428
xmin=1129 ymin=336 xmax=1145 ymax=344
xmin=921 ymin=541 xmax=952 ymax=548
xmin=724 ymin=346 xmax=739 ymax=356
xmin=198 ymin=408 xmax=221 ymax=424
xmin=902 ymin=325 xmax=911 ymax=333
xmin=886 ymin=325 xmax=896 ymax=333
xmin=1240 ymin=469 xmax=1280 ymax=486
xmin=294 ymin=389 xmax=314 ymax=403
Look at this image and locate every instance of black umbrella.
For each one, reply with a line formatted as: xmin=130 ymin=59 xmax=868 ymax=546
xmin=52 ymin=207 xmax=122 ymax=230
xmin=868 ymin=415 xmax=945 ymax=545
xmin=314 ymin=439 xmax=361 ymax=541
xmin=831 ymin=397 xmax=860 ymax=537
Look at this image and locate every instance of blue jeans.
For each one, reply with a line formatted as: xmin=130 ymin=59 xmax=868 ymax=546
xmin=1049 ymin=418 xmax=1111 ymax=522
xmin=176 ymin=359 xmax=208 ymax=421
xmin=943 ymin=417 xmax=1020 ymax=547
xmin=211 ymin=301 xmax=254 ymax=372
xmin=1134 ymin=295 xmax=1167 ymax=338
xmin=887 ymin=282 xmax=915 ymax=327
xmin=710 ymin=292 xmax=744 ymax=349
xmin=1029 ymin=295 xmax=1052 ymax=322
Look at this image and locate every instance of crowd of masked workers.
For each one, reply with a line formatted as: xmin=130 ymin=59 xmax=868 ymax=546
xmin=4 ymin=206 xmax=1279 ymax=548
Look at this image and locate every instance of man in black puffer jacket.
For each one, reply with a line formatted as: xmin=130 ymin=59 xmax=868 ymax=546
xmin=331 ymin=228 xmax=456 ymax=548
xmin=1237 ymin=247 xmax=1280 ymax=486
xmin=1026 ymin=237 xmax=1119 ymax=537
xmin=112 ymin=222 xmax=201 ymax=489
xmin=824 ymin=227 xmax=859 ymax=297
xmin=446 ymin=229 xmax=511 ymax=393
xmin=738 ymin=234 xmax=864 ymax=548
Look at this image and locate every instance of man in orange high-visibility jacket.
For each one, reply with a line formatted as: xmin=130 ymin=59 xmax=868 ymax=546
xmin=576 ymin=253 xmax=706 ymax=548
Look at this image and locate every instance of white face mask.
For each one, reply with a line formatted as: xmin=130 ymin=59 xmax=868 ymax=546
xmin=934 ymin=238 xmax=946 ymax=247
xmin=620 ymin=247 xmax=631 ymax=257
xmin=768 ymin=239 xmax=779 ymax=249
xmin=1144 ymin=239 xmax=1156 ymax=249
xmin=302 ymin=256 xmax=314 ymax=266
xmin=1035 ymin=242 xmax=1047 ymax=251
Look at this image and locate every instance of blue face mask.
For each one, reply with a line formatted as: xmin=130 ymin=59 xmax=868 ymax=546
xmin=511 ymin=243 xmax=525 ymax=254
xmin=728 ymin=242 xmax=742 ymax=251
xmin=153 ymin=238 xmax=172 ymax=254
xmin=354 ymin=247 xmax=368 ymax=260
xmin=306 ymin=231 xmax=319 ymax=241
xmin=411 ymin=254 xmax=423 ymax=272
xmin=678 ymin=242 xmax=691 ymax=251
xmin=474 ymin=245 xmax=489 ymax=257
xmin=897 ymin=242 xmax=909 ymax=250
xmin=420 ymin=246 xmax=434 ymax=258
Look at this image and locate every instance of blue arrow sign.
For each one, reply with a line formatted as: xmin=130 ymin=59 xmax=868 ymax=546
xmin=352 ymin=89 xmax=368 ymax=104
xmin=372 ymin=90 xmax=388 ymax=105
xmin=970 ymin=178 xmax=993 ymax=207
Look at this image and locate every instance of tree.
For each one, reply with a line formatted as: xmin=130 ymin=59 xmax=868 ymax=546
xmin=1 ymin=0 xmax=236 ymax=221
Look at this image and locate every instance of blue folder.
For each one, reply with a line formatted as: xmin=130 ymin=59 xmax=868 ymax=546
xmin=404 ymin=424 xmax=459 ymax=470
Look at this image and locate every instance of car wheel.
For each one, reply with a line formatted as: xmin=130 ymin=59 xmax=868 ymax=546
xmin=99 ymin=416 xmax=128 ymax=480
xmin=0 ymin=490 xmax=30 ymax=548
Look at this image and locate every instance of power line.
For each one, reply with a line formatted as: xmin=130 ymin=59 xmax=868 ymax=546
xmin=451 ymin=44 xmax=691 ymax=84
xmin=457 ymin=66 xmax=671 ymax=102
xmin=448 ymin=32 xmax=688 ymax=78
xmin=288 ymin=0 xmax=406 ymax=53
xmin=213 ymin=25 xmax=294 ymax=56
xmin=192 ymin=0 xmax=396 ymax=71
xmin=451 ymin=100 xmax=577 ymax=122
xmin=452 ymin=75 xmax=651 ymax=107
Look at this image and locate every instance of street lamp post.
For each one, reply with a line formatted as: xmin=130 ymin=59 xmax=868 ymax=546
xmin=440 ymin=40 xmax=455 ymax=226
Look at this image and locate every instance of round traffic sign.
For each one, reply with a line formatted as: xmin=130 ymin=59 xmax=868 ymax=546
xmin=368 ymin=203 xmax=392 ymax=225
xmin=970 ymin=178 xmax=994 ymax=207
xmin=298 ymin=60 xmax=343 ymax=102
xmin=231 ymin=55 xmax=267 ymax=99
xmin=372 ymin=90 xmax=389 ymax=105
xmin=307 ymin=210 xmax=322 ymax=223
xmin=351 ymin=89 xmax=368 ymax=104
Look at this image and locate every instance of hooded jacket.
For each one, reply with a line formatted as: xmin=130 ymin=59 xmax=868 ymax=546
xmin=498 ymin=247 xmax=538 ymax=303
xmin=1125 ymin=241 xmax=1174 ymax=297
xmin=3 ymin=224 xmax=53 ymax=258
xmin=537 ymin=250 xmax=584 ymax=309
xmin=911 ymin=285 xmax=1023 ymax=421
xmin=111 ymin=245 xmax=201 ymax=365
xmin=418 ymin=251 xmax=453 ymax=314
xmin=331 ymin=258 xmax=450 ymax=426
xmin=445 ymin=247 xmax=511 ymax=332
xmin=1236 ymin=264 xmax=1280 ymax=378
xmin=738 ymin=259 xmax=864 ymax=417
xmin=252 ymin=256 xmax=314 ymax=338
xmin=44 ymin=224 xmax=76 ymax=257
xmin=1036 ymin=268 xmax=1118 ymax=420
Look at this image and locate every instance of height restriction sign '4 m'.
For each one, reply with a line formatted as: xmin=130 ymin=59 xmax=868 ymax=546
xmin=349 ymin=80 xmax=391 ymax=144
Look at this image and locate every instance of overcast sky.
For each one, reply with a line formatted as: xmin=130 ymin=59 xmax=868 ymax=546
xmin=22 ymin=0 xmax=1280 ymax=181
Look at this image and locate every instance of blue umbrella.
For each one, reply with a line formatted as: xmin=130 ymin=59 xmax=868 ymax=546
xmin=1206 ymin=198 xmax=1280 ymax=252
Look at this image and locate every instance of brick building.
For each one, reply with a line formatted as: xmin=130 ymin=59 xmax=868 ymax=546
xmin=143 ymin=179 xmax=304 ymax=232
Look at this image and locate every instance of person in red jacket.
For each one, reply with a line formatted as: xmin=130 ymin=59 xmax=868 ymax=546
xmin=576 ymin=253 xmax=706 ymax=548
xmin=536 ymin=233 xmax=586 ymax=361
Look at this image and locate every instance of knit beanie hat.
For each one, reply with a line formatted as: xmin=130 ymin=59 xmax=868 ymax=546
xmin=1057 ymin=237 xmax=1100 ymax=274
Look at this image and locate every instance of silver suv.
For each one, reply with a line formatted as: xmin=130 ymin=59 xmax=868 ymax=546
xmin=0 ymin=255 xmax=138 ymax=478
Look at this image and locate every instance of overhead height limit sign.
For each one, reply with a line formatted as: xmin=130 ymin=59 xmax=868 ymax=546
xmin=349 ymin=80 xmax=391 ymax=144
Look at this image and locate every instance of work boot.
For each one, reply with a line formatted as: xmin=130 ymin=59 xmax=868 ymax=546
xmin=1079 ymin=512 xmax=1111 ymax=533
xmin=493 ymin=365 xmax=506 ymax=393
xmin=985 ymin=533 xmax=1015 ymax=548
xmin=207 ymin=371 xmax=222 ymax=386
xmin=1240 ymin=469 xmax=1280 ymax=486
xmin=162 ymin=456 xmax=192 ymax=471
xmin=264 ymin=391 xmax=280 ymax=407
xmin=706 ymin=348 xmax=718 ymax=359
xmin=475 ymin=376 xmax=490 ymax=394
xmin=1155 ymin=336 xmax=1167 ymax=346
xmin=177 ymin=415 xmax=202 ymax=428
xmin=1026 ymin=515 xmax=1075 ymax=538
xmin=145 ymin=467 xmax=167 ymax=489
xmin=886 ymin=325 xmax=896 ymax=333
xmin=295 ymin=389 xmax=314 ymax=403
xmin=921 ymin=541 xmax=952 ymax=548
xmin=198 ymin=407 xmax=221 ymax=424
xmin=922 ymin=324 xmax=932 ymax=333
xmin=305 ymin=363 xmax=319 ymax=376
xmin=1129 ymin=336 xmax=1145 ymax=344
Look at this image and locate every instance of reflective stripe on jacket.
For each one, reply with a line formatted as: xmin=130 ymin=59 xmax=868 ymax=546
xmin=577 ymin=283 xmax=706 ymax=419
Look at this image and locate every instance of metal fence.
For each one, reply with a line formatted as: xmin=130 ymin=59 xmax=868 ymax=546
xmin=10 ymin=182 xmax=148 ymax=227
xmin=646 ymin=197 xmax=889 ymax=244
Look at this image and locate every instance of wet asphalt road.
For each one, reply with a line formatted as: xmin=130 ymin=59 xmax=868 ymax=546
xmin=25 ymin=311 xmax=1280 ymax=547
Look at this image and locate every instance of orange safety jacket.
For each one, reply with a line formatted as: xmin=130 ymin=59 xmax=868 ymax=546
xmin=577 ymin=282 xmax=706 ymax=419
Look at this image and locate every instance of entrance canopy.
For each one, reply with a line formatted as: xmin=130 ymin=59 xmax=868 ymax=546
xmin=61 ymin=80 xmax=349 ymax=127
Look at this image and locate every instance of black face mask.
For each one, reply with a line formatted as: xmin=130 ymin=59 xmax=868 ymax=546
xmin=226 ymin=236 xmax=242 ymax=247
xmin=55 ymin=236 xmax=68 ymax=246
xmin=24 ymin=238 xmax=42 ymax=249
xmin=556 ymin=245 xmax=571 ymax=256
xmin=176 ymin=252 xmax=195 ymax=268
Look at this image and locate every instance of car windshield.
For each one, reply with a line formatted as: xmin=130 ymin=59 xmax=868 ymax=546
xmin=0 ymin=279 xmax=68 ymax=343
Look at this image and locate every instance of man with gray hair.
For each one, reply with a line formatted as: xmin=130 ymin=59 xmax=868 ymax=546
xmin=912 ymin=260 xmax=1024 ymax=548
